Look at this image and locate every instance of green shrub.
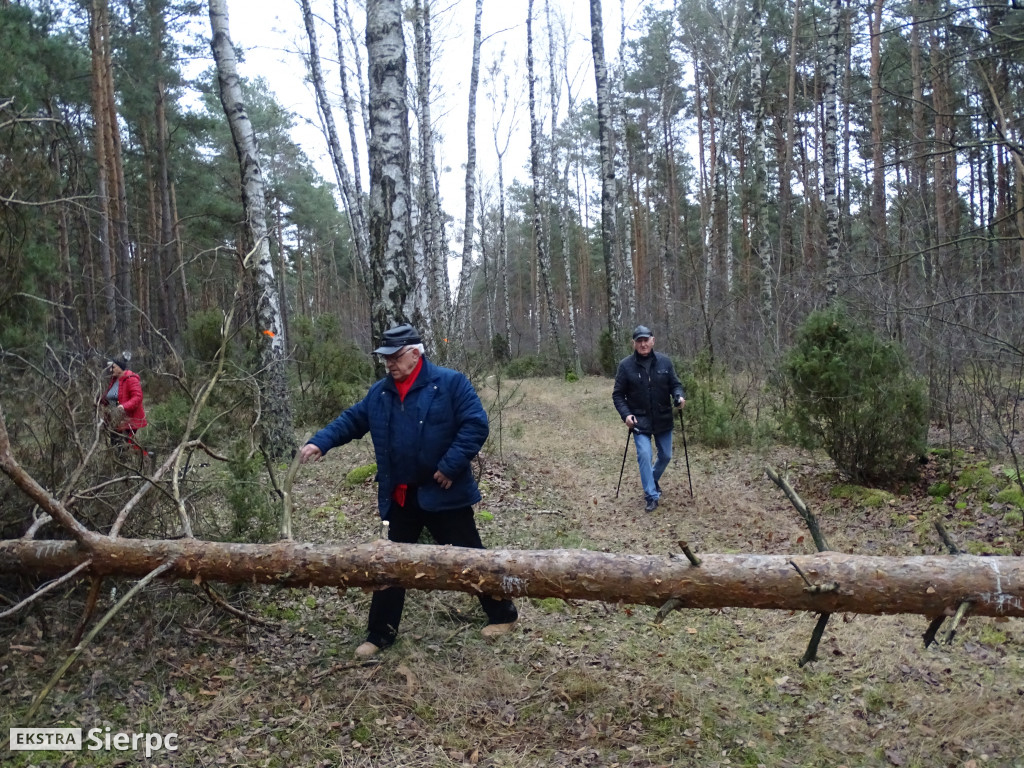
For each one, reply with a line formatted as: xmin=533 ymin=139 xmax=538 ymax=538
xmin=598 ymin=329 xmax=617 ymax=377
xmin=504 ymin=355 xmax=559 ymax=378
xmin=679 ymin=354 xmax=754 ymax=449
xmin=223 ymin=446 xmax=279 ymax=543
xmin=291 ymin=315 xmax=373 ymax=426
xmin=780 ymin=307 xmax=928 ymax=485
xmin=491 ymin=333 xmax=510 ymax=363
xmin=185 ymin=308 xmax=229 ymax=363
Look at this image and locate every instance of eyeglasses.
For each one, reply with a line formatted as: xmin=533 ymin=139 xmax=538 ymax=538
xmin=381 ymin=346 xmax=413 ymax=363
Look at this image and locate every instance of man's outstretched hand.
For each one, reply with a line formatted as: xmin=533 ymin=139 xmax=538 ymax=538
xmin=298 ymin=444 xmax=323 ymax=464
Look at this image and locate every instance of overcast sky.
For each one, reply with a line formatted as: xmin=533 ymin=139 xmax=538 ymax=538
xmin=214 ymin=0 xmax=664 ymax=272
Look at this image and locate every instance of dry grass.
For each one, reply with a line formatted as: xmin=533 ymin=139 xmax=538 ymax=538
xmin=2 ymin=375 xmax=1023 ymax=767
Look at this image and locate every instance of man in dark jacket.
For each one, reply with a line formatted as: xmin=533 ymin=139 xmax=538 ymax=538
xmin=612 ymin=325 xmax=686 ymax=512
xmin=299 ymin=324 xmax=518 ymax=658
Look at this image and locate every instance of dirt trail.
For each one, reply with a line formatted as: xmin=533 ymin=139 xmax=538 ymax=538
xmin=486 ymin=376 xmax=816 ymax=559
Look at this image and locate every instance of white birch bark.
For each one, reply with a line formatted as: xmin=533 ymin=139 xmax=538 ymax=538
xmin=528 ymin=0 xmax=561 ymax=354
xmin=300 ymin=0 xmax=369 ymax=281
xmin=487 ymin=59 xmax=516 ymax=357
xmin=823 ymin=0 xmax=843 ymax=305
xmin=590 ymin=0 xmax=622 ymax=341
xmin=367 ymin=0 xmax=415 ymax=334
xmin=411 ymin=0 xmax=440 ymax=345
xmin=455 ymin=0 xmax=485 ymax=352
xmin=547 ymin=2 xmax=580 ymax=374
xmin=616 ymin=0 xmax=636 ymax=327
xmin=752 ymin=0 xmax=775 ymax=344
xmin=208 ymin=0 xmax=294 ymax=457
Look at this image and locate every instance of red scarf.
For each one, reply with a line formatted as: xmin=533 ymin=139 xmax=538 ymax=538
xmin=391 ymin=357 xmax=424 ymax=507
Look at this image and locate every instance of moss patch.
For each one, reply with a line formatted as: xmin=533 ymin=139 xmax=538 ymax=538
xmin=345 ymin=462 xmax=377 ymax=486
xmin=830 ymin=484 xmax=895 ymax=507
xmin=958 ymin=464 xmax=1001 ymax=499
xmin=994 ymin=485 xmax=1024 ymax=509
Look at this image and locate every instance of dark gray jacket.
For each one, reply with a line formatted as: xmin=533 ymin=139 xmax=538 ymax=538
xmin=612 ymin=351 xmax=685 ymax=435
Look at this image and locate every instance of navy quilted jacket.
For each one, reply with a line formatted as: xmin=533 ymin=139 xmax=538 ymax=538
xmin=307 ymin=358 xmax=488 ymax=519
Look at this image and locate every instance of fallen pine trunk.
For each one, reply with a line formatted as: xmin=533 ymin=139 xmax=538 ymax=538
xmin=2 ymin=537 xmax=1022 ymax=618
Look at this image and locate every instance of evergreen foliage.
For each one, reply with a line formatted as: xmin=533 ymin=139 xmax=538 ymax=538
xmin=781 ymin=308 xmax=928 ymax=485
xmin=679 ymin=352 xmax=754 ymax=449
xmin=290 ymin=315 xmax=373 ymax=426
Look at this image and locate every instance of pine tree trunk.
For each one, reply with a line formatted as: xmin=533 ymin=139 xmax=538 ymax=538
xmin=3 ymin=538 xmax=1022 ymax=619
xmin=88 ymin=0 xmax=119 ymax=350
xmin=209 ymin=0 xmax=295 ymax=458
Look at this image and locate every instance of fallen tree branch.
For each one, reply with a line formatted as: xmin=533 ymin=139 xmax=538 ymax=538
xmin=2 ymin=538 xmax=1022 ymax=618
xmin=0 ymin=560 xmax=92 ymax=619
xmin=24 ymin=559 xmax=177 ymax=720
xmin=199 ymin=582 xmax=278 ymax=627
xmin=799 ymin=612 xmax=831 ymax=667
xmin=765 ymin=466 xmax=831 ymax=552
xmin=0 ymin=402 xmax=94 ymax=544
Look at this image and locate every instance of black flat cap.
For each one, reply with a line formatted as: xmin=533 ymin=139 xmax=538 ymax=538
xmin=373 ymin=324 xmax=422 ymax=355
xmin=632 ymin=325 xmax=653 ymax=340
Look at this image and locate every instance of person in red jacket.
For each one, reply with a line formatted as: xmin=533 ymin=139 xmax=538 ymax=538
xmin=100 ymin=356 xmax=148 ymax=449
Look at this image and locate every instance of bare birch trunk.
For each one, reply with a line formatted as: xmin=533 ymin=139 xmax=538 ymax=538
xmin=455 ymin=0 xmax=485 ymax=352
xmin=3 ymin=538 xmax=1022 ymax=619
xmin=208 ymin=0 xmax=295 ymax=458
xmin=589 ymin=0 xmax=622 ymax=342
xmin=527 ymin=0 xmax=561 ymax=354
xmin=822 ymin=0 xmax=843 ymax=305
xmin=779 ymin=0 xmax=799 ymax=293
xmin=752 ymin=0 xmax=774 ymax=346
xmin=411 ymin=0 xmax=442 ymax=346
xmin=366 ymin=0 xmax=415 ymax=336
xmin=299 ymin=0 xmax=370 ymax=282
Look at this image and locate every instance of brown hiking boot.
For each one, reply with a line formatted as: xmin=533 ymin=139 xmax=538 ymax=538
xmin=355 ymin=641 xmax=381 ymax=659
xmin=481 ymin=620 xmax=518 ymax=638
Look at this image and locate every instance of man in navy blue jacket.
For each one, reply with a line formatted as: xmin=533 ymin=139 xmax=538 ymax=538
xmin=299 ymin=324 xmax=518 ymax=658
xmin=612 ymin=325 xmax=686 ymax=512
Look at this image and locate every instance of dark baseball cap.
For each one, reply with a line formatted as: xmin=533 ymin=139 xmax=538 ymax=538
xmin=373 ymin=324 xmax=422 ymax=355
xmin=632 ymin=325 xmax=653 ymax=340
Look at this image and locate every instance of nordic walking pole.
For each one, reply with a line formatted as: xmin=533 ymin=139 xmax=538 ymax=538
xmin=677 ymin=407 xmax=693 ymax=497
xmin=615 ymin=428 xmax=632 ymax=498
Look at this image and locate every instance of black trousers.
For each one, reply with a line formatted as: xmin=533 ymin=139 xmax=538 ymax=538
xmin=365 ymin=489 xmax=518 ymax=647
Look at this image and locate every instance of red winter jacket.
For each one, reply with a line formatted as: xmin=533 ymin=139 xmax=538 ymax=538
xmin=103 ymin=370 xmax=147 ymax=431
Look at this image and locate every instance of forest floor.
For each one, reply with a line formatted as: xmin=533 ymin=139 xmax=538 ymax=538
xmin=3 ymin=375 xmax=1024 ymax=768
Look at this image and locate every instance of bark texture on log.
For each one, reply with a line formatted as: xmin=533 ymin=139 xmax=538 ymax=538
xmin=2 ymin=539 xmax=1022 ymax=618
